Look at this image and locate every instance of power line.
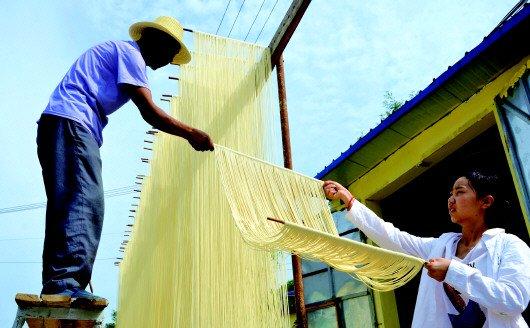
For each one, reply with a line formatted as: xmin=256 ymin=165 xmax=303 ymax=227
xmin=216 ymin=0 xmax=233 ymax=34
xmin=227 ymin=0 xmax=247 ymax=37
xmin=244 ymin=0 xmax=267 ymax=41
xmin=0 ymin=232 xmax=126 ymax=242
xmin=0 ymin=257 xmax=117 ymax=264
xmin=254 ymin=0 xmax=280 ymax=43
xmin=0 ymin=185 xmax=136 ymax=215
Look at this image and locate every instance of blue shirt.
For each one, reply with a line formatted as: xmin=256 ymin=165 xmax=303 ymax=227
xmin=42 ymin=40 xmax=149 ymax=146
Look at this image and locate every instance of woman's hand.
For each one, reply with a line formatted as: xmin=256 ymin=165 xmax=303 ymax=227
xmin=323 ymin=180 xmax=354 ymax=209
xmin=425 ymin=258 xmax=451 ymax=282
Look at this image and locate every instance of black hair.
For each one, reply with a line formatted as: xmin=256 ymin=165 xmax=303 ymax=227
xmin=460 ymin=169 xmax=510 ymax=228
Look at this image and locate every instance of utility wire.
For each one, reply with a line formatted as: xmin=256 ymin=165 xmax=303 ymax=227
xmin=216 ymin=0 xmax=233 ymax=34
xmin=0 ymin=185 xmax=136 ymax=215
xmin=0 ymin=257 xmax=117 ymax=264
xmin=227 ymin=0 xmax=247 ymax=37
xmin=254 ymin=0 xmax=279 ymax=43
xmin=0 ymin=232 xmax=126 ymax=242
xmin=244 ymin=0 xmax=267 ymax=41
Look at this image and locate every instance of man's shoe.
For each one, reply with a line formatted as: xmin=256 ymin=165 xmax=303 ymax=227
xmin=71 ymin=289 xmax=105 ymax=301
xmin=71 ymin=289 xmax=108 ymax=309
xmin=40 ymin=289 xmax=74 ymax=307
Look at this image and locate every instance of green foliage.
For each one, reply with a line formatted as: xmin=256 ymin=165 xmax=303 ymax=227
xmin=105 ymin=310 xmax=117 ymax=328
xmin=285 ymin=279 xmax=295 ymax=314
xmin=380 ymin=90 xmax=418 ymax=120
xmin=286 ymin=279 xmax=294 ymax=292
xmin=381 ymin=91 xmax=403 ymax=118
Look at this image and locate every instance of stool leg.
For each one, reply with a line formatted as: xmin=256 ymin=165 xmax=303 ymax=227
xmin=12 ymin=308 xmax=25 ymax=328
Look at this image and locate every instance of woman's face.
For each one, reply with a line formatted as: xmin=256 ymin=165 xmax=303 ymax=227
xmin=448 ymin=177 xmax=485 ymax=225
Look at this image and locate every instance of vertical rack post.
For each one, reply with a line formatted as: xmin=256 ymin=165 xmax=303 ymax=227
xmin=275 ymin=54 xmax=308 ymax=328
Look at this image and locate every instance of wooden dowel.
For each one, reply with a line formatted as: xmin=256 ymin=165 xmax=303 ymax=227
xmin=267 ymin=217 xmax=285 ymax=224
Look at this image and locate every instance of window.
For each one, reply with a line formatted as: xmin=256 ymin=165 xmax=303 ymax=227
xmin=302 ymin=210 xmax=376 ymax=327
xmin=497 ymin=73 xmax=530 ymax=219
xmin=308 ymin=307 xmax=339 ymax=328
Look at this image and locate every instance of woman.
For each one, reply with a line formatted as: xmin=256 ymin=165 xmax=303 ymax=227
xmin=323 ymin=170 xmax=530 ymax=327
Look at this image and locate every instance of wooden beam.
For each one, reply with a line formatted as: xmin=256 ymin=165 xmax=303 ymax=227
xmin=269 ymin=0 xmax=311 ymax=66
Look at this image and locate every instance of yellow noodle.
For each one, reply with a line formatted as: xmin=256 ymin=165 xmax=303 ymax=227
xmin=214 ymin=144 xmax=425 ymax=291
xmin=117 ymin=32 xmax=289 ymax=327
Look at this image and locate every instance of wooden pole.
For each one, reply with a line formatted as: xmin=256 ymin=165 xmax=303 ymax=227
xmin=269 ymin=0 xmax=312 ymax=67
xmin=267 ymin=217 xmax=286 ymax=224
xmin=276 ymin=54 xmax=308 ymax=328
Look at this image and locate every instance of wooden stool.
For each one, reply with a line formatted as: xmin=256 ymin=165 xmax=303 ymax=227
xmin=13 ymin=293 xmax=108 ymax=328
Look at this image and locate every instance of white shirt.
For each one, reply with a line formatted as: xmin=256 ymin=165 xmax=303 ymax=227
xmin=42 ymin=41 xmax=149 ymax=146
xmin=443 ymin=237 xmax=489 ymax=322
xmin=346 ymin=200 xmax=530 ymax=328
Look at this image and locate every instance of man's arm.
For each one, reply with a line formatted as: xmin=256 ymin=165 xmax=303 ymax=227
xmin=122 ymin=84 xmax=214 ymax=151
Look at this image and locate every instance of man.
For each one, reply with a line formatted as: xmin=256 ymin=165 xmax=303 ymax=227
xmin=37 ymin=16 xmax=213 ymax=302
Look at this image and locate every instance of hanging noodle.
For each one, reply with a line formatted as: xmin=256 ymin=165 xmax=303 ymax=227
xmin=214 ymin=144 xmax=426 ymax=291
xmin=117 ymin=32 xmax=289 ymax=327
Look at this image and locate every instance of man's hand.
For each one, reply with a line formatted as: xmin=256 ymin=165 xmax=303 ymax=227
xmin=123 ymin=84 xmax=214 ymax=152
xmin=323 ymin=180 xmax=354 ymax=208
xmin=425 ymin=258 xmax=451 ymax=282
xmin=188 ymin=128 xmax=214 ymax=151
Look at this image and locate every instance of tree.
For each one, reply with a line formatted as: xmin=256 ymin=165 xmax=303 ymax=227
xmin=380 ymin=90 xmax=418 ymax=120
xmin=381 ymin=91 xmax=403 ymax=118
xmin=105 ymin=310 xmax=117 ymax=328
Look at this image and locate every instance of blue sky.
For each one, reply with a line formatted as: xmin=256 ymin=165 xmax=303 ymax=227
xmin=0 ymin=0 xmax=515 ymax=324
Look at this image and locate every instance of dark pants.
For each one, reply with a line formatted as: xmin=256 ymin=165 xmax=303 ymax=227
xmin=37 ymin=114 xmax=104 ymax=294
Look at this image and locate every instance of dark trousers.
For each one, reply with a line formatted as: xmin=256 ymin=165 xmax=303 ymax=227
xmin=37 ymin=114 xmax=104 ymax=294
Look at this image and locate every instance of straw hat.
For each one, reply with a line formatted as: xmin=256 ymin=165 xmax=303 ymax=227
xmin=129 ymin=16 xmax=191 ymax=65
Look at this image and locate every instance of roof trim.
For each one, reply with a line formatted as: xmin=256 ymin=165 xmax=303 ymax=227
xmin=315 ymin=4 xmax=530 ymax=180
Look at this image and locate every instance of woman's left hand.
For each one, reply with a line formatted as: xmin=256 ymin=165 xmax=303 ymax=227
xmin=425 ymin=258 xmax=451 ymax=282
